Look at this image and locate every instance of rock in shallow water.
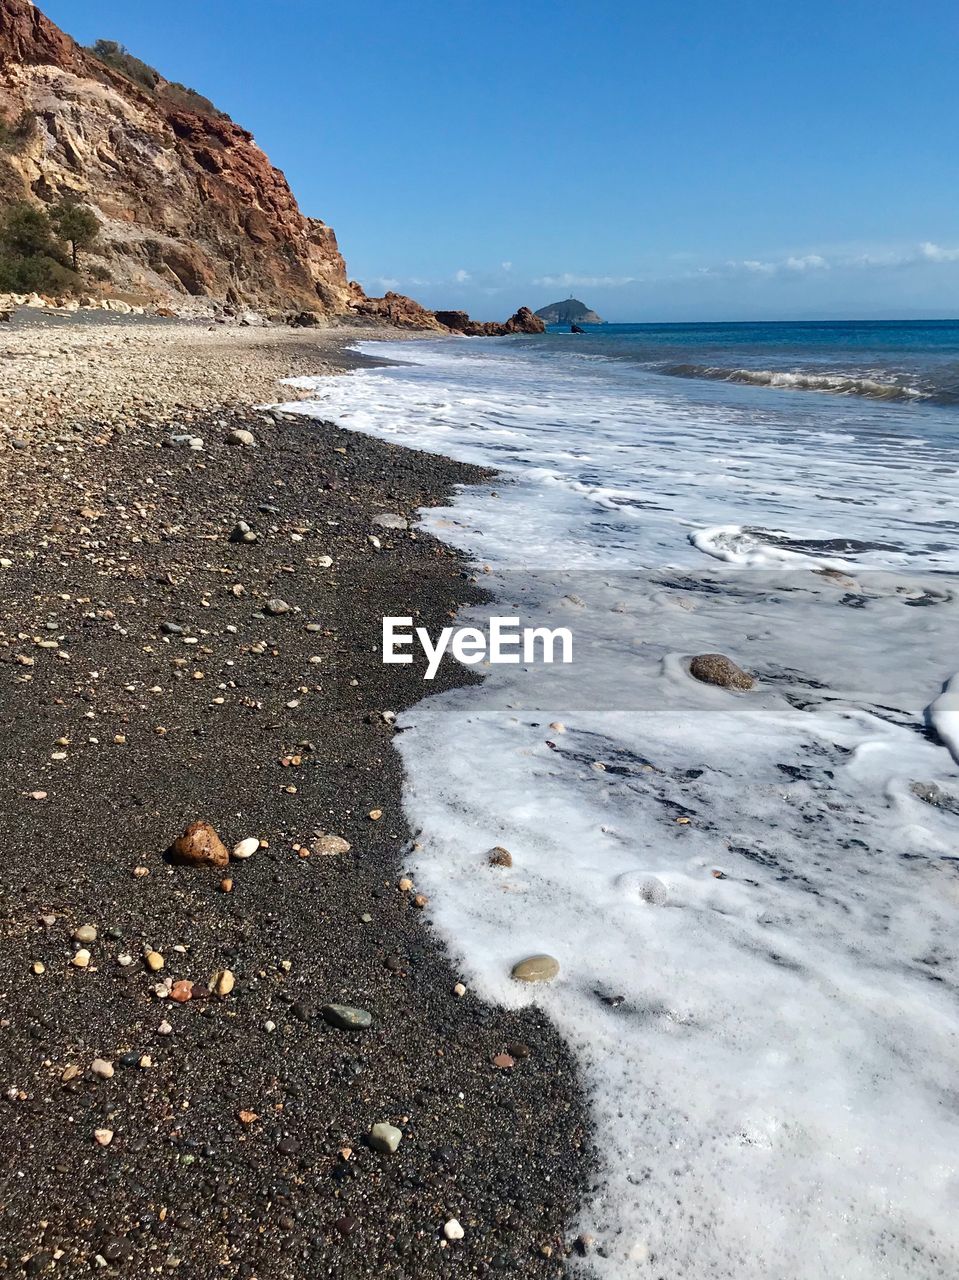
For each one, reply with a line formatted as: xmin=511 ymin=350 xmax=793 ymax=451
xmin=511 ymin=954 xmax=560 ymax=983
xmin=689 ymin=652 xmax=754 ymax=691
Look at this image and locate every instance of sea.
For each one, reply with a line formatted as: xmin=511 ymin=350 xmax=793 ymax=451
xmin=282 ymin=319 xmax=959 ymax=1278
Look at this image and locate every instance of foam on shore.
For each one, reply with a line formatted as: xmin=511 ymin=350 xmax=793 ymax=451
xmin=283 ymin=336 xmax=959 ymax=1277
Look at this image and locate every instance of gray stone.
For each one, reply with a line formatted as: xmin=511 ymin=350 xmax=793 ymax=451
xmin=372 ymin=513 xmax=409 ymax=531
xmin=369 ymin=1122 xmax=402 ymax=1154
xmin=511 ymin=953 xmax=560 ymax=983
xmin=165 ymin=434 xmax=204 ymax=451
xmin=265 ymin=598 xmax=291 ymax=615
xmin=689 ymin=653 xmax=754 ymax=691
xmin=226 ymin=428 xmax=256 ymax=447
xmin=321 ymin=1003 xmax=372 ymax=1030
xmin=229 ymin=520 xmax=258 ymax=544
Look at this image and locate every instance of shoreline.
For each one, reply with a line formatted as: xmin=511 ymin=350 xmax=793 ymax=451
xmin=0 ymin=324 xmax=591 ymax=1276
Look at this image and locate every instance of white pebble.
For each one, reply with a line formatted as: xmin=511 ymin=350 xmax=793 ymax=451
xmin=232 ymin=837 xmax=259 ymax=860
xmin=444 ymin=1218 xmax=465 ymax=1241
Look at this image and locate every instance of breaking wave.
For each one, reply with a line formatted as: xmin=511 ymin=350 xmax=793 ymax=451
xmin=661 ymin=362 xmax=937 ymax=402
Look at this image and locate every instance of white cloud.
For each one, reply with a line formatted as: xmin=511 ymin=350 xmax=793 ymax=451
xmin=532 ymin=272 xmax=637 ymax=288
xmin=727 ymin=244 xmax=959 ymax=277
xmin=501 ymin=261 xmax=513 ymax=272
xmin=920 ymin=242 xmax=959 ymax=262
xmin=454 ymin=268 xmax=471 ymax=283
xmin=785 ymin=254 xmax=829 ymax=271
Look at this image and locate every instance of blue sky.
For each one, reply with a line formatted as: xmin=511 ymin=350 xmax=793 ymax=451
xmin=43 ymin=0 xmax=959 ymax=320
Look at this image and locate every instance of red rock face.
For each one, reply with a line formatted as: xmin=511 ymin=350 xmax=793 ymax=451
xmin=0 ymin=0 xmax=78 ymax=68
xmin=433 ymin=306 xmax=546 ymax=336
xmin=0 ymin=0 xmax=547 ymax=331
xmin=0 ymin=0 xmax=352 ymax=312
xmin=349 ymin=290 xmax=447 ymax=331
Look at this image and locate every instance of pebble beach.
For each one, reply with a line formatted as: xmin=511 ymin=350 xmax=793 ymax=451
xmin=0 ymin=317 xmax=591 ymax=1277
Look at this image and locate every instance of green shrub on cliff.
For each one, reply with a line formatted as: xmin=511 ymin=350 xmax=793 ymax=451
xmin=0 ymin=201 xmax=81 ymax=293
xmin=86 ymin=40 xmax=229 ymax=120
xmin=87 ymin=39 xmax=159 ymax=91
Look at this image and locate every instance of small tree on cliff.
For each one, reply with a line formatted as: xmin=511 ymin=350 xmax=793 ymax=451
xmin=51 ymin=201 xmax=99 ymax=272
xmin=1 ymin=203 xmax=56 ymax=257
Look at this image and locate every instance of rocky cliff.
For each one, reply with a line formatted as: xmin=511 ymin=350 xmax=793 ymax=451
xmin=0 ymin=0 xmax=544 ymax=333
xmin=0 ymin=0 xmax=353 ymax=312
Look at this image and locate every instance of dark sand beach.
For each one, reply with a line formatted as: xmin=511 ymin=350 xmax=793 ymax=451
xmin=0 ymin=326 xmax=590 ymax=1277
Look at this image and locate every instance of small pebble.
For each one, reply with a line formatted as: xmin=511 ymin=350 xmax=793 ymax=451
xmin=93 ymin=1128 xmax=114 ymax=1147
xmin=91 ymin=1058 xmax=114 ymax=1080
xmin=444 ymin=1218 xmax=465 ymax=1241
xmin=73 ymin=924 xmax=97 ymax=944
xmin=311 ymin=834 xmax=351 ymax=856
xmin=212 ymin=969 xmax=235 ymax=997
xmin=368 ymin=1122 xmax=402 ymax=1154
xmin=72 ymin=949 xmax=91 ymax=969
xmin=145 ymin=951 xmax=164 ymax=972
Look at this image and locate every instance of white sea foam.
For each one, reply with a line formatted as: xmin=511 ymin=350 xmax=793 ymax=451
xmin=282 ymin=338 xmax=959 ymax=1277
xmin=928 ymin=674 xmax=959 ymax=765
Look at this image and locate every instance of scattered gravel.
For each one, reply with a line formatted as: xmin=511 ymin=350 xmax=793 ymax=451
xmin=0 ymin=320 xmax=590 ymax=1278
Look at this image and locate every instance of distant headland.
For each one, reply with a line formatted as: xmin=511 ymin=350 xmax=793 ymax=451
xmin=534 ymin=297 xmax=604 ymax=325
